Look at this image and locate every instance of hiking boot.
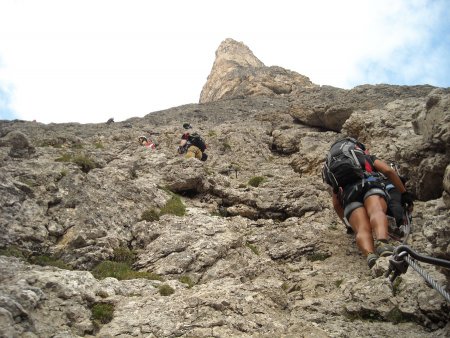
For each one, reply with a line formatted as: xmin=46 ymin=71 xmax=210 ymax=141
xmin=367 ymin=253 xmax=378 ymax=269
xmin=375 ymin=240 xmax=395 ymax=257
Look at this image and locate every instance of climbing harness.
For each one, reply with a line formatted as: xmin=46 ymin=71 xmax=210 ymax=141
xmin=385 ymin=245 xmax=450 ymax=303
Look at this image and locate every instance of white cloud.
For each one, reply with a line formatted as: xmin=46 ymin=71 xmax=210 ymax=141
xmin=0 ymin=0 xmax=448 ymax=123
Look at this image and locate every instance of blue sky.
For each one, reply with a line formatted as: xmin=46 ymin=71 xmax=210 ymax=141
xmin=0 ymin=0 xmax=449 ymax=123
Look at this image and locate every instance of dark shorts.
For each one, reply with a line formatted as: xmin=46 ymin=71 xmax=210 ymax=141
xmin=342 ymin=179 xmax=388 ymax=220
xmin=386 ymin=186 xmax=404 ymax=226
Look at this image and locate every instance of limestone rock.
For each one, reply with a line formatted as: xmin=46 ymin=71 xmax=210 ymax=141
xmin=199 ymin=38 xmax=315 ymax=103
xmin=5 ymin=131 xmax=36 ymax=158
xmin=444 ymin=165 xmax=450 ymax=208
xmin=413 ymin=88 xmax=450 ymax=150
xmin=290 ymin=84 xmax=436 ymax=132
xmin=0 ymin=39 xmax=449 ymax=337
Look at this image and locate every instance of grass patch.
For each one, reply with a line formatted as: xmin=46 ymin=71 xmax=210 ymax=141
xmin=0 ymin=245 xmax=26 ymax=259
xmin=17 ymin=177 xmax=38 ymax=187
xmin=159 ymin=195 xmax=186 ymax=217
xmin=141 ymin=208 xmax=160 ymax=222
xmin=94 ymin=142 xmax=104 ymax=149
xmin=306 ymin=252 xmax=330 ymax=262
xmin=91 ymin=303 xmax=114 ymax=324
xmin=208 ymin=130 xmax=217 ymax=137
xmin=156 ymin=186 xmax=186 ymax=217
xmin=1 ymin=247 xmax=73 ymax=270
xmin=29 ymin=254 xmax=72 ymax=270
xmin=245 ymin=242 xmax=260 ymax=255
xmin=159 ymin=284 xmax=175 ymax=296
xmin=72 ymin=154 xmax=96 ymax=173
xmin=179 ymin=275 xmax=195 ymax=288
xmin=55 ymin=152 xmax=97 ymax=173
xmin=55 ymin=153 xmax=72 ymax=162
xmin=248 ymin=176 xmax=265 ymax=187
xmin=92 ymin=261 xmax=163 ymax=281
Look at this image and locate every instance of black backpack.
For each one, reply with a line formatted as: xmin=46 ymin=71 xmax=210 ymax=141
xmin=322 ymin=137 xmax=374 ymax=192
xmin=188 ymin=133 xmax=207 ymax=152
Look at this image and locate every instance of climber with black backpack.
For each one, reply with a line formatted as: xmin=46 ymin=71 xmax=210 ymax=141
xmin=177 ymin=123 xmax=208 ymax=161
xmin=322 ymin=137 xmax=414 ymax=269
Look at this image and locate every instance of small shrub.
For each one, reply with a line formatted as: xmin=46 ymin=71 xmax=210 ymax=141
xmin=141 ymin=208 xmax=160 ymax=222
xmin=179 ymin=275 xmax=194 ymax=288
xmin=94 ymin=142 xmax=104 ymax=149
xmin=208 ymin=130 xmax=217 ymax=137
xmin=203 ymin=166 xmax=214 ymax=176
xmin=91 ymin=303 xmax=114 ymax=324
xmin=159 ymin=195 xmax=185 ymax=217
xmin=222 ymin=142 xmax=232 ymax=151
xmin=30 ymin=254 xmax=72 ymax=270
xmin=71 ymin=143 xmax=84 ymax=149
xmin=92 ymin=261 xmax=163 ymax=281
xmin=159 ymin=284 xmax=175 ymax=296
xmin=248 ymin=176 xmax=265 ymax=187
xmin=72 ymin=154 xmax=96 ymax=173
xmin=246 ymin=242 xmax=260 ymax=255
xmin=328 ymin=222 xmax=338 ymax=230
xmin=334 ymin=279 xmax=344 ymax=288
xmin=230 ymin=162 xmax=241 ymax=170
xmin=344 ymin=308 xmax=384 ymax=322
xmin=392 ymin=276 xmax=403 ymax=296
xmin=129 ymin=164 xmax=138 ymax=179
xmin=113 ymin=247 xmax=136 ymax=264
xmin=386 ymin=306 xmax=409 ymax=323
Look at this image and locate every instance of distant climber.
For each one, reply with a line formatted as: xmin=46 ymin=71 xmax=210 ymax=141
xmin=178 ymin=123 xmax=208 ymax=161
xmin=322 ymin=137 xmax=414 ymax=269
xmin=138 ymin=135 xmax=156 ymax=150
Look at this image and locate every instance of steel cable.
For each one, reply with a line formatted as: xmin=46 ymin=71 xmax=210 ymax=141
xmin=404 ymin=255 xmax=450 ymax=303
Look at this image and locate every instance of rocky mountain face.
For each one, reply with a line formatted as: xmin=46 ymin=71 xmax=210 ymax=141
xmin=0 ymin=38 xmax=449 ymax=337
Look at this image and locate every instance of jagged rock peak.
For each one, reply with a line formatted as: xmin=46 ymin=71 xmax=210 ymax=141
xmin=200 ymin=38 xmax=316 ymax=103
xmin=215 ymin=38 xmax=265 ymax=68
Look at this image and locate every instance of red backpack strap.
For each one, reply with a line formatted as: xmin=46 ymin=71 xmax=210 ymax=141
xmin=364 ymin=159 xmax=373 ymax=173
